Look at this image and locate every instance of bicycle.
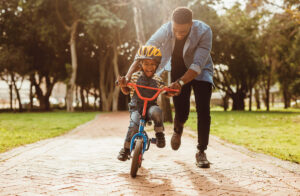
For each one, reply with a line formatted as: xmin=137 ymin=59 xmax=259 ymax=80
xmin=121 ymin=82 xmax=179 ymax=177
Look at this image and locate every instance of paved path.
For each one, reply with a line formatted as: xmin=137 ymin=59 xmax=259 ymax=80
xmin=0 ymin=112 xmax=299 ymax=195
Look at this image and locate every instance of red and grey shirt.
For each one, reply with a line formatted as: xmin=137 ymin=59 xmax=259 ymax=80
xmin=128 ymin=71 xmax=165 ymax=113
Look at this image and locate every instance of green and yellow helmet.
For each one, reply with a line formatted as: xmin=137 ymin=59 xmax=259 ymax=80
xmin=136 ymin=45 xmax=162 ymax=65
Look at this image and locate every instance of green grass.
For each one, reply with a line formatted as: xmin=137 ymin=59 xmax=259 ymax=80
xmin=0 ymin=112 xmax=98 ymax=153
xmin=186 ymin=110 xmax=300 ymax=163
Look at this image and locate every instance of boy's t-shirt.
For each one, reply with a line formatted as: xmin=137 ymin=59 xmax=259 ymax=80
xmin=128 ymin=71 xmax=165 ymax=114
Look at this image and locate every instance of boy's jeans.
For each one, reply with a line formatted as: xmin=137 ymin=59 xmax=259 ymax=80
xmin=124 ymin=105 xmax=164 ymax=149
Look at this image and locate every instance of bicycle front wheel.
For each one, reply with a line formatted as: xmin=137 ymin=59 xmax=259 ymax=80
xmin=130 ymin=138 xmax=143 ymax=178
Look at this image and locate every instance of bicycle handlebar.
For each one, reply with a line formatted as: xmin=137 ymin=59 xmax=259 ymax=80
xmin=116 ymin=81 xmax=179 ymax=117
xmin=126 ymin=82 xmax=179 ymax=101
xmin=115 ymin=80 xmax=179 ymax=101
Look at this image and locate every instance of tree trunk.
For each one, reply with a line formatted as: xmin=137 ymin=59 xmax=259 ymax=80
xmin=248 ymin=87 xmax=253 ymax=111
xmin=161 ymin=95 xmax=173 ymax=122
xmin=75 ymin=86 xmax=79 ymax=108
xmin=283 ymin=88 xmax=291 ymax=109
xmin=231 ymin=92 xmax=245 ymax=110
xmin=30 ymin=74 xmax=55 ymax=111
xmin=254 ymin=87 xmax=260 ymax=110
xmin=160 ymin=72 xmax=173 ymax=122
xmin=99 ymin=51 xmax=113 ymax=112
xmin=85 ymin=89 xmax=90 ymax=109
xmin=222 ymin=92 xmax=230 ymax=111
xmin=11 ymin=74 xmax=23 ymax=112
xmin=265 ymin=91 xmax=270 ymax=111
xmin=66 ymin=21 xmax=79 ymax=112
xmin=55 ymin=0 xmax=79 ymax=112
xmin=98 ymin=92 xmax=103 ymax=111
xmin=45 ymin=97 xmax=50 ymax=110
xmin=9 ymin=83 xmax=13 ymax=110
xmin=80 ymin=87 xmax=85 ymax=111
xmin=118 ymin=92 xmax=129 ymax=111
xmin=265 ymin=77 xmax=270 ymax=111
xmin=30 ymin=74 xmax=44 ymax=110
xmin=112 ymin=39 xmax=120 ymax=112
xmin=93 ymin=89 xmax=98 ymax=110
xmin=30 ymin=80 xmax=34 ymax=110
xmin=132 ymin=0 xmax=146 ymax=46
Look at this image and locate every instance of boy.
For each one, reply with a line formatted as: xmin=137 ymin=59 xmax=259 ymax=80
xmin=117 ymin=45 xmax=170 ymax=161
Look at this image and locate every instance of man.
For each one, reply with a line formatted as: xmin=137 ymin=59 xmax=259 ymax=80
xmin=124 ymin=7 xmax=213 ymax=168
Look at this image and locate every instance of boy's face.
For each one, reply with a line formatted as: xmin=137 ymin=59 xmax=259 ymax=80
xmin=141 ymin=59 xmax=157 ymax=78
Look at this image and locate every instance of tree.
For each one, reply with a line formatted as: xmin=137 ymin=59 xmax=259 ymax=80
xmin=212 ymin=4 xmax=262 ymax=110
xmin=84 ymin=2 xmax=126 ymax=111
xmin=0 ymin=46 xmax=28 ymax=111
xmin=20 ymin=0 xmax=69 ymax=110
xmin=246 ymin=0 xmax=299 ymax=110
xmin=76 ymin=26 xmax=99 ymax=111
xmin=0 ymin=0 xmax=31 ymax=111
xmin=55 ymin=0 xmax=84 ymax=112
xmin=259 ymin=23 xmax=278 ymax=111
xmin=267 ymin=13 xmax=300 ymax=108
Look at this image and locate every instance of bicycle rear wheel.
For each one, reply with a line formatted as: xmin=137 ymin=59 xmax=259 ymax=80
xmin=130 ymin=138 xmax=143 ymax=178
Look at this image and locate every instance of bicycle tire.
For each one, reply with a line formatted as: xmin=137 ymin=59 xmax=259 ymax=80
xmin=130 ymin=138 xmax=143 ymax=178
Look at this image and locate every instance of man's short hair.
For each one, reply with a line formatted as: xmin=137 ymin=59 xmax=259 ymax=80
xmin=172 ymin=7 xmax=193 ymax=24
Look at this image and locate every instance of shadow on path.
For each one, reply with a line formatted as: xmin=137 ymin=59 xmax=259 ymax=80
xmin=118 ymin=166 xmax=185 ymax=196
xmin=175 ymin=160 xmax=263 ymax=195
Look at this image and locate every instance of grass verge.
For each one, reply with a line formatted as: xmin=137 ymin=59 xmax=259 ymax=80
xmin=0 ymin=112 xmax=97 ymax=153
xmin=186 ymin=110 xmax=300 ymax=163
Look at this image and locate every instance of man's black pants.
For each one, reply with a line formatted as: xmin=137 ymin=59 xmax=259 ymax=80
xmin=172 ymin=80 xmax=212 ymax=152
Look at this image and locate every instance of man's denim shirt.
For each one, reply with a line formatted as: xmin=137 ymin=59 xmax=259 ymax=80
xmin=143 ymin=20 xmax=214 ymax=84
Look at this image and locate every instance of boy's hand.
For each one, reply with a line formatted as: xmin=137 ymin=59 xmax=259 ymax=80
xmin=168 ymin=82 xmax=182 ymax=96
xmin=117 ymin=76 xmax=129 ymax=87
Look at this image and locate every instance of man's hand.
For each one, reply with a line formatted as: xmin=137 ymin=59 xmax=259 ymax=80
xmin=168 ymin=81 xmax=182 ymax=96
xmin=117 ymin=76 xmax=130 ymax=95
xmin=117 ymin=76 xmax=129 ymax=87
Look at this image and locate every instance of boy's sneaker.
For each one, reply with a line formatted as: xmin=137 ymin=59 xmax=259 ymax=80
xmin=155 ymin=132 xmax=166 ymax=148
xmin=117 ymin=148 xmax=130 ymax=161
xmin=195 ymin=150 xmax=210 ymax=168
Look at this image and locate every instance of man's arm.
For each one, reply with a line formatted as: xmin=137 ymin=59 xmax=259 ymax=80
xmin=146 ymin=23 xmax=169 ymax=47
xmin=169 ymin=27 xmax=213 ymax=93
xmin=187 ymin=27 xmax=213 ymax=80
xmin=125 ymin=60 xmax=140 ymax=83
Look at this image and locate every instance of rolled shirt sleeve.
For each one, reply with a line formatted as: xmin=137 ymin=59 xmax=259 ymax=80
xmin=189 ymin=27 xmax=213 ymax=74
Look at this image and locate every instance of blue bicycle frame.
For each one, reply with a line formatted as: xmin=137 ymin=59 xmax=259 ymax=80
xmin=124 ymin=82 xmax=178 ymax=156
xmin=130 ymin=119 xmax=148 ymax=154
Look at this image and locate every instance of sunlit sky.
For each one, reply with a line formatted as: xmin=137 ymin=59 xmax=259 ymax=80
xmin=210 ymin=0 xmax=284 ymax=15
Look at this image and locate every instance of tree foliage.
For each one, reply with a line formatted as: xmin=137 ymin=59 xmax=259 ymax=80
xmin=0 ymin=0 xmax=299 ymax=112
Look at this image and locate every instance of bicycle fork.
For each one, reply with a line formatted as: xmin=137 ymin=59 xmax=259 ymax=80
xmin=130 ymin=119 xmax=148 ymax=154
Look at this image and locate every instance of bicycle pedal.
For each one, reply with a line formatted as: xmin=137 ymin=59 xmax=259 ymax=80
xmin=150 ymin=138 xmax=157 ymax=144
